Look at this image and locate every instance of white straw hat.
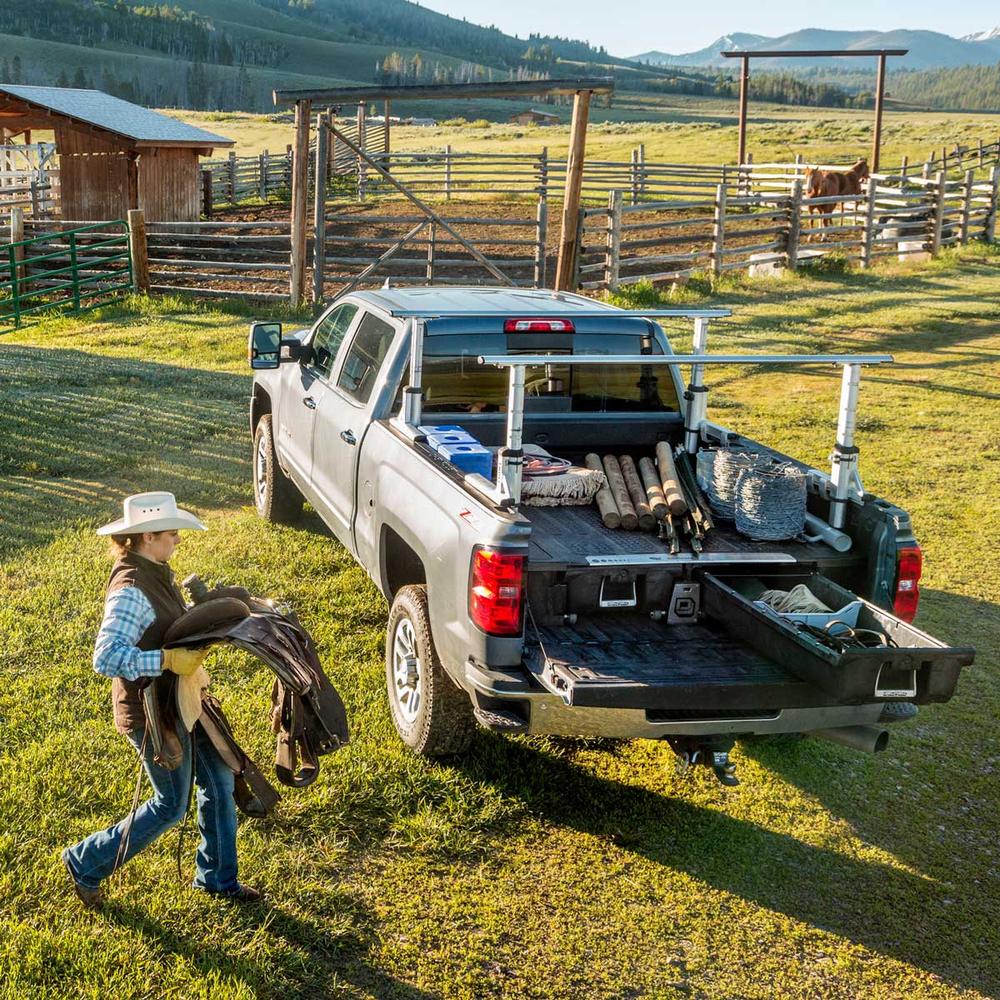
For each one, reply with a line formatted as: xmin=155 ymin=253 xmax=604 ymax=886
xmin=96 ymin=491 xmax=207 ymax=536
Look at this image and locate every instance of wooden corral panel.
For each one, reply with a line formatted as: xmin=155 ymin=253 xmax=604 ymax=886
xmin=56 ymin=127 xmax=130 ymax=220
xmin=137 ymin=148 xmax=200 ymax=222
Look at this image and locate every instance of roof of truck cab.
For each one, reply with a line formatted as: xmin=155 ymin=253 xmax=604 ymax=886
xmin=351 ymin=286 xmax=619 ymax=317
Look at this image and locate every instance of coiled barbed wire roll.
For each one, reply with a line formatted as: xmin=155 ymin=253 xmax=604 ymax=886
xmin=706 ymin=449 xmax=767 ymax=519
xmin=734 ymin=463 xmax=807 ymax=541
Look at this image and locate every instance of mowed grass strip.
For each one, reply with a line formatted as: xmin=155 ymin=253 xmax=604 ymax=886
xmin=0 ymin=252 xmax=998 ymax=999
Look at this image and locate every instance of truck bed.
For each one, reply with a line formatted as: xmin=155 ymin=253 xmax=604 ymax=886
xmin=523 ymin=504 xmax=861 ymax=570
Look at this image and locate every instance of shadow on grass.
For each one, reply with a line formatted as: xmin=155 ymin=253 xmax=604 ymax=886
xmin=103 ymin=896 xmax=436 ymax=1000
xmin=454 ymin=727 xmax=995 ymax=996
xmin=0 ymin=344 xmax=252 ymax=556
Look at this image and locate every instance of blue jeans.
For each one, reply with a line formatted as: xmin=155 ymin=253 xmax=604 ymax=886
xmin=64 ymin=723 xmax=239 ymax=893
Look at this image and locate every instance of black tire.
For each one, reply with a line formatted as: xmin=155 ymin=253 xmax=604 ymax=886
xmin=385 ymin=585 xmax=476 ymax=757
xmin=252 ymin=414 xmax=304 ymax=524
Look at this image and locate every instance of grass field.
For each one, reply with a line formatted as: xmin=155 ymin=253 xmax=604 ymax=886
xmin=176 ymin=100 xmax=1000 ymax=169
xmin=1 ymin=246 xmax=999 ymax=998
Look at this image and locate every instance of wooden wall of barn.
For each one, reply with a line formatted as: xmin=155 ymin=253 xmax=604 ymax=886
xmin=138 ymin=148 xmax=200 ymax=222
xmin=56 ymin=127 xmax=130 ymax=220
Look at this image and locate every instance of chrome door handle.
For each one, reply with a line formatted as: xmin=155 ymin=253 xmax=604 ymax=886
xmin=303 ymin=396 xmax=317 ymax=409
xmin=340 ymin=429 xmax=356 ymax=445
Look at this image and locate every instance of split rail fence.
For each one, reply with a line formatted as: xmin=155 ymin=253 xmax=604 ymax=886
xmin=579 ymin=168 xmax=1000 ymax=291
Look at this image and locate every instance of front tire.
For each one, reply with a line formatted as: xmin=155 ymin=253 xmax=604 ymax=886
xmin=385 ymin=585 xmax=476 ymax=757
xmin=253 ymin=414 xmax=303 ymax=523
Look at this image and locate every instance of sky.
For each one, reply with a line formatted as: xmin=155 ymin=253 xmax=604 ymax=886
xmin=419 ymin=0 xmax=1000 ymax=57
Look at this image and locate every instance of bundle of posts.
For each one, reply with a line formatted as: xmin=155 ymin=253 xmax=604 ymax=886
xmin=585 ymin=447 xmax=715 ymax=555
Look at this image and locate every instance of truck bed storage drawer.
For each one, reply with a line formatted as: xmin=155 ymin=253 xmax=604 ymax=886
xmin=700 ymin=572 xmax=975 ymax=704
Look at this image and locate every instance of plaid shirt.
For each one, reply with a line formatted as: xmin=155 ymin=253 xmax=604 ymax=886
xmin=92 ymin=586 xmax=164 ymax=681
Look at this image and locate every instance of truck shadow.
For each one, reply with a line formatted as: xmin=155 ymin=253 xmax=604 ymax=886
xmin=455 ymin=720 xmax=996 ymax=995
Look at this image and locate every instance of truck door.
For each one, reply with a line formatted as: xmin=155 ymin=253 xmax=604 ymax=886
xmin=277 ymin=302 xmax=359 ymax=493
xmin=310 ymin=310 xmax=398 ymax=550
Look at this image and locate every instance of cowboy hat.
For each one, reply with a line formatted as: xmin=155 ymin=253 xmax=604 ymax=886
xmin=96 ymin=491 xmax=207 ymax=536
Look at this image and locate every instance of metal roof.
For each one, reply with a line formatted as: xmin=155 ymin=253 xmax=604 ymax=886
xmin=0 ymin=86 xmax=233 ymax=147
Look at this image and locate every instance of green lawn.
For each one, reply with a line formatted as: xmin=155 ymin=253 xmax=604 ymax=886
xmin=1 ymin=248 xmax=998 ymax=998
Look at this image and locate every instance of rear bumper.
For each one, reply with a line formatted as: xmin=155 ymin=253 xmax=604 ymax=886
xmin=463 ymin=659 xmax=886 ymax=739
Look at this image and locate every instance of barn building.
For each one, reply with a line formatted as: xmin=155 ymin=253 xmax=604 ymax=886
xmin=508 ymin=108 xmax=560 ymax=126
xmin=0 ymin=86 xmax=233 ymax=222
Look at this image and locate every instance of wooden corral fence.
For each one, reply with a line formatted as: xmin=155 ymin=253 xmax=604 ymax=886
xmin=202 ymin=135 xmax=1000 ymax=210
xmin=1 ymin=143 xmax=59 ymax=221
xmin=579 ymin=167 xmax=1000 ymax=291
xmin=2 ymin=214 xmax=132 ymax=329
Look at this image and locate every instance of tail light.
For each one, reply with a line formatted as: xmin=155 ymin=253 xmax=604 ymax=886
xmin=470 ymin=547 xmax=525 ymax=636
xmin=894 ymin=544 xmax=922 ymax=622
xmin=504 ymin=318 xmax=575 ymax=333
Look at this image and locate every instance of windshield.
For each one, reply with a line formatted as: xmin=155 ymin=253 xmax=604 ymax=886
xmin=416 ymin=333 xmax=681 ymax=414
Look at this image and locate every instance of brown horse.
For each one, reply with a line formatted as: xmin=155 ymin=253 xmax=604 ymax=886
xmin=804 ymin=158 xmax=870 ymax=239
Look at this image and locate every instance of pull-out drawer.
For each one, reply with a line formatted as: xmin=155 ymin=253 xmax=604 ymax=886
xmin=700 ymin=572 xmax=975 ymax=704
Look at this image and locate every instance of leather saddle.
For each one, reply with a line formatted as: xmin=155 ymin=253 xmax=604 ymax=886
xmin=158 ymin=589 xmax=349 ymax=807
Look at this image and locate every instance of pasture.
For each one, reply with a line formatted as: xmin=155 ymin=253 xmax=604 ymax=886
xmin=1 ymin=245 xmax=998 ymax=998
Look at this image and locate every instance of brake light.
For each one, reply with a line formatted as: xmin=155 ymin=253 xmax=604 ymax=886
xmin=470 ymin=548 xmax=525 ymax=636
xmin=894 ymin=545 xmax=922 ymax=622
xmin=503 ymin=318 xmax=575 ymax=333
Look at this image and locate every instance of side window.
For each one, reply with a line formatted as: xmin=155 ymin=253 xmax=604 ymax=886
xmin=310 ymin=303 xmax=358 ymax=379
xmin=337 ymin=313 xmax=396 ymax=405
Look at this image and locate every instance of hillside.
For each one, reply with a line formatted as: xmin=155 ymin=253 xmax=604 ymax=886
xmin=632 ymin=27 xmax=1000 ymax=71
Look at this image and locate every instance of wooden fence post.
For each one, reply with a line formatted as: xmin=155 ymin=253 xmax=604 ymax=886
xmin=900 ymin=155 xmax=909 ymax=177
xmin=860 ymin=179 xmax=878 ymax=269
xmin=930 ymin=170 xmax=945 ymax=256
xmin=786 ymin=180 xmax=802 ymax=270
xmin=228 ymin=151 xmax=237 ymax=204
xmin=258 ymin=152 xmax=267 ymax=201
xmin=985 ymin=165 xmax=1000 ymax=243
xmin=357 ymin=102 xmax=367 ymax=201
xmin=604 ymin=189 xmax=623 ymax=291
xmin=444 ymin=144 xmax=452 ymax=200
xmin=425 ymin=222 xmax=435 ymax=282
xmin=538 ymin=147 xmax=548 ymax=203
xmin=127 ymin=208 xmax=150 ymax=293
xmin=10 ymin=206 xmax=24 ymax=300
xmin=289 ymin=99 xmax=312 ymax=307
xmin=978 ymin=138 xmax=984 ymax=168
xmin=711 ymin=183 xmax=727 ymax=276
xmin=312 ymin=112 xmax=330 ymax=304
xmin=534 ymin=197 xmax=548 ymax=288
xmin=638 ymin=143 xmax=646 ymax=200
xmin=960 ymin=168 xmax=974 ymax=245
xmin=570 ymin=205 xmax=586 ymax=291
xmin=201 ymin=169 xmax=212 ymax=218
xmin=629 ymin=148 xmax=638 ymax=207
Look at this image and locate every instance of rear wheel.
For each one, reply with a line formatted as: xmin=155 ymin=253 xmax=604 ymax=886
xmin=385 ymin=585 xmax=476 ymax=757
xmin=253 ymin=414 xmax=303 ymax=523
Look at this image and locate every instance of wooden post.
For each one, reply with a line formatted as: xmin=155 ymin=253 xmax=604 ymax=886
xmin=604 ymin=189 xmax=623 ymax=291
xmin=538 ymin=147 xmax=548 ymax=203
xmin=960 ymin=168 xmax=974 ymax=245
xmin=554 ymin=89 xmax=593 ymax=291
xmin=985 ymin=165 xmax=1000 ymax=243
xmin=126 ymin=152 xmax=139 ymax=211
xmin=201 ymin=168 xmax=212 ymax=218
xmin=872 ymin=52 xmax=887 ymax=173
xmin=860 ymin=178 xmax=878 ymax=269
xmin=444 ymin=144 xmax=452 ymax=200
xmin=737 ymin=54 xmax=750 ymax=166
xmin=930 ymin=170 xmax=945 ymax=256
xmin=312 ymin=112 xmax=330 ymax=304
xmin=534 ymin=197 xmax=548 ymax=288
xmin=29 ymin=180 xmax=39 ymax=217
xmin=901 ymin=154 xmax=909 ymax=177
xmin=638 ymin=143 xmax=646 ymax=200
xmin=357 ymin=101 xmax=367 ymax=201
xmin=228 ymin=150 xmax=237 ymax=204
xmin=127 ymin=208 xmax=150 ymax=293
xmin=384 ymin=99 xmax=391 ymax=160
xmin=258 ymin=152 xmax=267 ymax=200
xmin=978 ymin=138 xmax=984 ymax=168
xmin=571 ymin=205 xmax=586 ymax=291
xmin=285 ymin=144 xmax=293 ymax=191
xmin=10 ymin=206 xmax=24 ymax=300
xmin=289 ymin=98 xmax=312 ymax=307
xmin=629 ymin=148 xmax=638 ymax=207
xmin=786 ymin=180 xmax=802 ymax=270
xmin=711 ymin=183 xmax=727 ymax=276
xmin=425 ymin=222 xmax=435 ymax=282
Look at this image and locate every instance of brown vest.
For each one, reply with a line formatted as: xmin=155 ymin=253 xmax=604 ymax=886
xmin=106 ymin=552 xmax=187 ymax=734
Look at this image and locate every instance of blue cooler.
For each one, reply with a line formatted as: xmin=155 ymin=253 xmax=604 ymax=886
xmin=437 ymin=441 xmax=493 ymax=480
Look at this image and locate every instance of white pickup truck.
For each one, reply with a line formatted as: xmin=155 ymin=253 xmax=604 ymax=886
xmin=247 ymin=286 xmax=973 ymax=785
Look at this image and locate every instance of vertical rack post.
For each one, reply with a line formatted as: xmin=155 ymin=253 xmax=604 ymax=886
xmin=685 ymin=317 xmax=710 ymax=454
xmin=500 ymin=363 xmax=526 ymax=506
xmin=403 ymin=319 xmax=424 ymax=427
xmin=829 ymin=363 xmax=862 ymax=530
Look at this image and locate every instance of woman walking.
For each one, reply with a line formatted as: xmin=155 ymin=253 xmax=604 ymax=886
xmin=62 ymin=491 xmax=260 ymax=908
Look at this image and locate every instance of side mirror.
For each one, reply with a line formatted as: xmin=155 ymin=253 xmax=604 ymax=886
xmin=249 ymin=321 xmax=282 ymax=369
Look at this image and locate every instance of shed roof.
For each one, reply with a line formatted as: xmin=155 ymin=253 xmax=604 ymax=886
xmin=0 ymin=86 xmax=233 ymax=148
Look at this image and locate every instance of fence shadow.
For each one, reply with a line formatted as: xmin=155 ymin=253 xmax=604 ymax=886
xmin=0 ymin=343 xmax=251 ymax=558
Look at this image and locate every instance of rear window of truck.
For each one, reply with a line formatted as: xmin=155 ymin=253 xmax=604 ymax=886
xmin=417 ymin=333 xmax=681 ymax=414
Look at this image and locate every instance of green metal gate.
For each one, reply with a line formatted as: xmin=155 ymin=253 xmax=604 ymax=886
xmin=1 ymin=220 xmax=132 ymax=330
